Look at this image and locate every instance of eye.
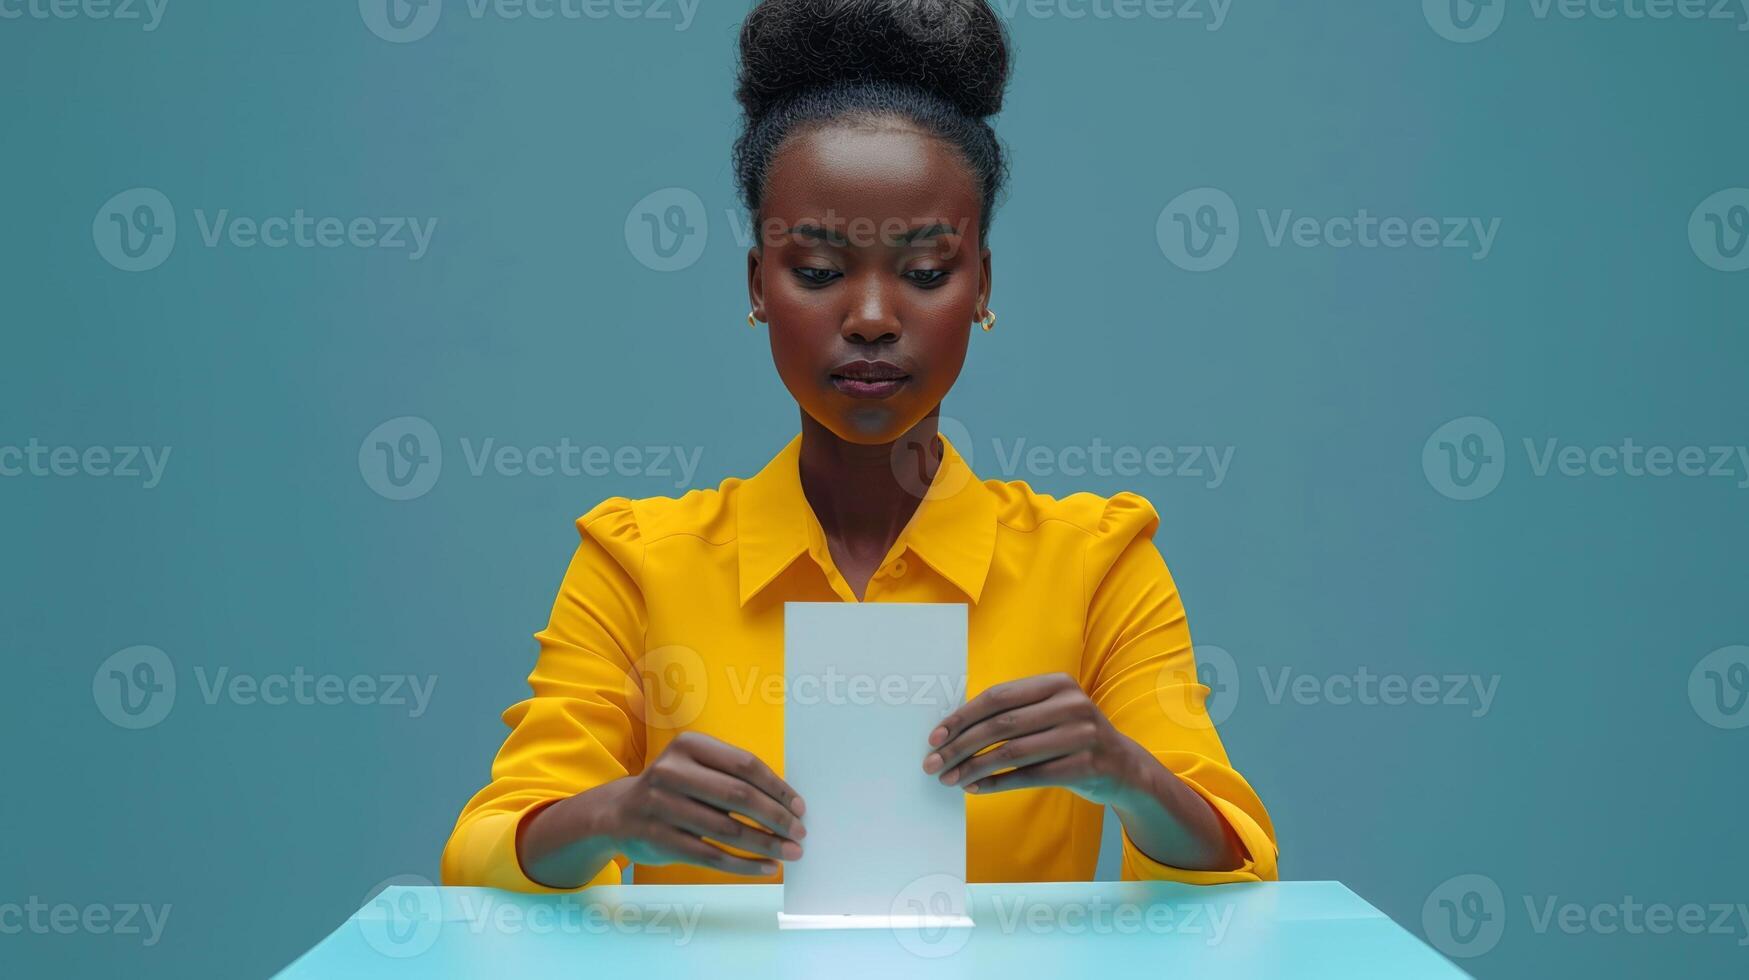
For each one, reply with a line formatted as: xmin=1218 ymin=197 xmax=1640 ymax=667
xmin=792 ymin=267 xmax=840 ymax=286
xmin=906 ymin=269 xmax=950 ymax=287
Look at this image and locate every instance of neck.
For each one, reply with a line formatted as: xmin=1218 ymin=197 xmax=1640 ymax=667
xmin=796 ymin=410 xmax=942 ymax=560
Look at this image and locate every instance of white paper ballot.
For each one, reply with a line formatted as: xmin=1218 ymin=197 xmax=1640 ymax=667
xmin=779 ymin=602 xmax=973 ymax=929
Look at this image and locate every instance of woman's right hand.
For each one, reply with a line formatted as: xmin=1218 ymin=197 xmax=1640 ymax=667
xmin=519 ymin=731 xmax=807 ymax=886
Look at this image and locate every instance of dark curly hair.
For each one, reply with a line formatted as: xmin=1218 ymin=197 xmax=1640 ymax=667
xmin=731 ymin=0 xmax=1015 ymax=243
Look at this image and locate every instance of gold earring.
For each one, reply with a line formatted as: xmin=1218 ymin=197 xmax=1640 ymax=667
xmin=978 ymin=309 xmax=997 ymax=332
xmin=748 ymin=311 xmax=759 ymax=328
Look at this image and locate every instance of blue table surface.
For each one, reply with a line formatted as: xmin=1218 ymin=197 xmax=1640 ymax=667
xmin=275 ymin=880 xmax=1468 ymax=979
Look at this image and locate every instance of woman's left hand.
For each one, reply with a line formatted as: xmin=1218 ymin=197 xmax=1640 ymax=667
xmin=921 ymin=672 xmax=1146 ymax=806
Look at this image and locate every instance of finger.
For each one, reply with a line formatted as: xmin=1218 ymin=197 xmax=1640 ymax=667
xmin=964 ymin=752 xmax=1088 ymax=796
xmin=946 ymin=729 xmax=1079 ymax=788
xmin=926 ymin=695 xmax=1071 ymax=776
xmin=681 ymin=733 xmax=808 ymax=819
xmin=670 ymin=759 xmax=806 ymax=842
xmin=647 ymin=824 xmax=779 ymax=877
xmin=663 ymin=794 xmax=803 ymax=862
xmin=927 ymin=674 xmax=1067 ymax=750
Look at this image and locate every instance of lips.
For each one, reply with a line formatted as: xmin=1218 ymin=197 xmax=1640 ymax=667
xmin=829 ymin=359 xmax=911 ymax=399
xmin=831 ymin=360 xmax=909 ymax=381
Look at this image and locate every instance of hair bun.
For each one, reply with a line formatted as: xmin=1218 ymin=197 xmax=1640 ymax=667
xmin=736 ymin=0 xmax=1012 ymax=122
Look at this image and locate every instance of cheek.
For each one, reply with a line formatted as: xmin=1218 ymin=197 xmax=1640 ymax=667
xmin=917 ymin=319 xmax=973 ymax=391
xmin=765 ymin=322 xmax=826 ymax=400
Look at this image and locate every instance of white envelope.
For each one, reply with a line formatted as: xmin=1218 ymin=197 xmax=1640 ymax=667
xmin=778 ymin=601 xmax=974 ymax=930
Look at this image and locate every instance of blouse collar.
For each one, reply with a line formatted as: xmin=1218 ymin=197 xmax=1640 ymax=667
xmin=736 ymin=430 xmax=998 ymax=606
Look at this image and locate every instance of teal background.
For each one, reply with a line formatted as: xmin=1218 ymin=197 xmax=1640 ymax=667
xmin=2 ymin=2 xmax=1745 ymax=977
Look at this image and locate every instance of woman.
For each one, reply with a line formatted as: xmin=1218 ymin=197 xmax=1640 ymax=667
xmin=442 ymin=0 xmax=1277 ymax=892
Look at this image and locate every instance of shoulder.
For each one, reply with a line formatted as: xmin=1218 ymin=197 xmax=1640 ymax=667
xmin=984 ymin=481 xmax=1170 ymax=601
xmin=983 ymin=479 xmax=1162 ymax=544
xmin=571 ymin=476 xmax=747 ymax=554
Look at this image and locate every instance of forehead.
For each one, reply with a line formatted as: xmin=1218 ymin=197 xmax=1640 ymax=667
xmin=762 ymin=120 xmax=981 ymax=231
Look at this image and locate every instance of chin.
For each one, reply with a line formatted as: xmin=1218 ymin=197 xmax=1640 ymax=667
xmin=814 ymin=402 xmax=923 ymax=445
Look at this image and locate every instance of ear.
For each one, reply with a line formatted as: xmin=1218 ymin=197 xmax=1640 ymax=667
xmin=747 ymin=245 xmax=766 ymax=323
xmin=977 ymin=244 xmax=993 ymax=319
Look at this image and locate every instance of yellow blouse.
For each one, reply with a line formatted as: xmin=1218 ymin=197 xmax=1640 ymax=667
xmin=441 ymin=431 xmax=1278 ymax=891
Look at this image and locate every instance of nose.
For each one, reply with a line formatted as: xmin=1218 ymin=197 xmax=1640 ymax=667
xmin=840 ymin=273 xmax=901 ymax=345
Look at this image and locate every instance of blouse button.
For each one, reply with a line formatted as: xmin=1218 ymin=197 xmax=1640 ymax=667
xmin=888 ymin=558 xmax=909 ymax=578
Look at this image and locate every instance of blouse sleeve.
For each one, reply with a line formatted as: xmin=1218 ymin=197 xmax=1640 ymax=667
xmin=1081 ymin=492 xmax=1280 ymax=884
xmin=439 ymin=497 xmax=648 ymax=892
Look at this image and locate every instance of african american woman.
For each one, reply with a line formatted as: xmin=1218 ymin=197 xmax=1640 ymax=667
xmin=442 ymin=0 xmax=1278 ymax=894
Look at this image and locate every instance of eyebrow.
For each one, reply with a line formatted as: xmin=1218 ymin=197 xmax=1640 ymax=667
xmin=785 ymin=222 xmax=961 ymax=247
